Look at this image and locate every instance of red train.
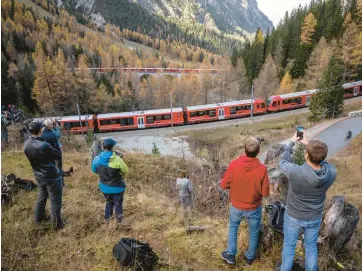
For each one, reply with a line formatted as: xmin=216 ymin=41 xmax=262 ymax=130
xmin=35 ymin=80 xmax=362 ymax=134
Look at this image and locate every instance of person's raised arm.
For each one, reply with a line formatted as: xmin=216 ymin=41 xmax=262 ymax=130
xmin=119 ymin=158 xmax=129 ymax=175
xmin=279 ymin=132 xmax=299 ymax=179
xmin=45 ymin=142 xmax=61 ymax=161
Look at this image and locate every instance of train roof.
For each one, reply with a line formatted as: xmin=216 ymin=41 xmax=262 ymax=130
xmin=269 ymin=89 xmax=318 ymax=100
xmin=186 ymin=99 xmax=263 ymax=111
xmin=97 ymin=108 xmax=183 ymax=118
xmin=61 ymin=115 xmax=93 ymax=121
xmin=343 ymin=81 xmax=362 ymax=88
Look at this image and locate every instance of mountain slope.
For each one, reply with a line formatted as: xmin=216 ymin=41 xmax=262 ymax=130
xmin=59 ymin=0 xmax=273 ymax=51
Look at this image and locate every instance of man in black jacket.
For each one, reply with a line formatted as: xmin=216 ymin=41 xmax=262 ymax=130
xmin=24 ymin=122 xmax=64 ymax=229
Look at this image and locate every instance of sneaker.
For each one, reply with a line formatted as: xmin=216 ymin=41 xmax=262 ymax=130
xmin=243 ymin=255 xmax=255 ymax=266
xmin=221 ymin=251 xmax=236 ymax=265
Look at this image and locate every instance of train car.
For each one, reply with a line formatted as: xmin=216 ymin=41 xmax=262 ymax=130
xmin=60 ymin=115 xmax=95 ymax=134
xmin=343 ymin=80 xmax=362 ymax=99
xmin=96 ymin=108 xmax=184 ymax=132
xmin=266 ymin=89 xmax=318 ymax=112
xmin=185 ymin=99 xmax=266 ymax=124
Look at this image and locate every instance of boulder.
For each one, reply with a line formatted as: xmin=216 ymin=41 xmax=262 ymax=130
xmin=267 ymin=167 xmax=289 ymax=204
xmin=90 ymin=136 xmax=102 ymax=162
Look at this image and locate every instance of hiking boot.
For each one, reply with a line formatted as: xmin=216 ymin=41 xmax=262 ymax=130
xmin=221 ymin=251 xmax=236 ymax=265
xmin=243 ymin=255 xmax=255 ymax=266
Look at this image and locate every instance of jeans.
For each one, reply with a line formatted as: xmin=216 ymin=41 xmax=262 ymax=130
xmin=226 ymin=205 xmax=262 ymax=260
xmin=281 ymin=212 xmax=322 ymax=271
xmin=103 ymin=192 xmax=124 ymax=221
xmin=34 ymin=176 xmax=63 ymax=227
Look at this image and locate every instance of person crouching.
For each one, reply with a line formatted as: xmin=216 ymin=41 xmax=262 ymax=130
xmin=92 ymin=138 xmax=129 ymax=223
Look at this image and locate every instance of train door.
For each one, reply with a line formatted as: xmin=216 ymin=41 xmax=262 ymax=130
xmin=306 ymin=96 xmax=311 ymax=106
xmin=218 ymin=108 xmax=225 ymax=120
xmin=354 ymin=87 xmax=358 ymax=97
xmin=137 ymin=117 xmax=145 ymax=129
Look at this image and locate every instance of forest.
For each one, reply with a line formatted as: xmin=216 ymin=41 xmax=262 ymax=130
xmin=1 ymin=0 xmax=362 ymax=118
xmin=1 ymin=0 xmax=235 ymax=116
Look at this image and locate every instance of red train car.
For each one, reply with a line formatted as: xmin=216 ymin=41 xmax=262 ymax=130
xmin=60 ymin=115 xmax=95 ymax=134
xmin=266 ymin=89 xmax=318 ymax=112
xmin=343 ymin=81 xmax=362 ymax=99
xmin=185 ymin=99 xmax=266 ymax=124
xmin=96 ymin=108 xmax=184 ymax=132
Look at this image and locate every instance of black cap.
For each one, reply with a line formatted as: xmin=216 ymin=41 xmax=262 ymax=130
xmin=28 ymin=122 xmax=44 ymax=135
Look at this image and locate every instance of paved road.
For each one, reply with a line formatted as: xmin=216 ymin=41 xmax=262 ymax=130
xmin=314 ymin=116 xmax=362 ymax=158
xmin=100 ymin=96 xmax=362 ymax=138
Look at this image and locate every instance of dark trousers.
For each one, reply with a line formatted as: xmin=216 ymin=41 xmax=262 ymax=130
xmin=103 ymin=192 xmax=124 ymax=221
xmin=34 ymin=176 xmax=63 ymax=228
xmin=55 ymin=151 xmax=63 ymax=174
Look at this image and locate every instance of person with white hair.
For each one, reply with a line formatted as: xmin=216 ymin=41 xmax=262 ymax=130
xmin=42 ymin=118 xmax=62 ymax=173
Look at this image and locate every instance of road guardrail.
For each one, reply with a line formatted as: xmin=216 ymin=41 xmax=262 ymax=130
xmin=348 ymin=110 xmax=362 ymax=118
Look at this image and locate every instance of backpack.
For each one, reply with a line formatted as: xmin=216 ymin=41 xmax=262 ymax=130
xmin=265 ymin=201 xmax=285 ymax=233
xmin=113 ymin=238 xmax=158 ymax=271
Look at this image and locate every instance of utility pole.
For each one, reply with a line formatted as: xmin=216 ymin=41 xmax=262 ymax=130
xmin=250 ymin=84 xmax=254 ymax=119
xmin=170 ymin=93 xmax=173 ymax=128
xmin=77 ymin=103 xmax=84 ymax=136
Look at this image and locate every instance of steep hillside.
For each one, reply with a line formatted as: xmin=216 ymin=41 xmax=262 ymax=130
xmin=58 ymin=0 xmax=273 ymax=52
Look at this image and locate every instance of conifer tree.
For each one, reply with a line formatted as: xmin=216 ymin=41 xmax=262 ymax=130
xmin=235 ymin=57 xmax=249 ymax=99
xmin=309 ymin=56 xmax=345 ymax=121
xmin=278 ymin=71 xmax=294 ymax=94
xmin=300 ymin=13 xmax=317 ymax=45
xmin=254 ymin=55 xmax=279 ymax=102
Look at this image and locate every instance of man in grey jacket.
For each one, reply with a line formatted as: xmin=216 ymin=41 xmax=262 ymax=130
xmin=278 ymin=131 xmax=336 ymax=271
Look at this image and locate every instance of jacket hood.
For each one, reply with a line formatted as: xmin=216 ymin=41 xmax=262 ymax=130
xmin=301 ymin=161 xmax=336 ymax=188
xmin=99 ymin=151 xmax=115 ymax=163
xmin=238 ymin=156 xmax=261 ymax=172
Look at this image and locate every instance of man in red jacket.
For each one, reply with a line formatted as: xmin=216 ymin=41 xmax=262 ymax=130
xmin=220 ymin=137 xmax=270 ymax=266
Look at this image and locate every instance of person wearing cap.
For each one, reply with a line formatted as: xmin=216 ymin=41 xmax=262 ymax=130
xmin=91 ymin=138 xmax=129 ymax=223
xmin=42 ymin=118 xmax=62 ymax=173
xmin=23 ymin=122 xmax=64 ymax=230
xmin=219 ymin=137 xmax=270 ymax=266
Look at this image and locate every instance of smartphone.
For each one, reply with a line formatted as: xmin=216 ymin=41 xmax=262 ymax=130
xmin=297 ymin=126 xmax=304 ymax=139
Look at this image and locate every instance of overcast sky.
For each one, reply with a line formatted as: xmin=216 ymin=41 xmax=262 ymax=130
xmin=258 ymin=0 xmax=312 ymax=26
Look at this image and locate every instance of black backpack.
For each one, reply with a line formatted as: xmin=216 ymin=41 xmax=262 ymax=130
xmin=265 ymin=201 xmax=285 ymax=233
xmin=113 ymin=238 xmax=158 ymax=271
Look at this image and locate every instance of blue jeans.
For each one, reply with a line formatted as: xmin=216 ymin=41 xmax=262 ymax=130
xmin=281 ymin=212 xmax=322 ymax=271
xmin=226 ymin=205 xmax=261 ymax=260
xmin=103 ymin=192 xmax=124 ymax=221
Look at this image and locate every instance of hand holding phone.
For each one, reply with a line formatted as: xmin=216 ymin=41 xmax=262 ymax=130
xmin=297 ymin=126 xmax=304 ymax=140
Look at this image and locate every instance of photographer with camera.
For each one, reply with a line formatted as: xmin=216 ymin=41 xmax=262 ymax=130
xmin=277 ymin=129 xmax=336 ymax=271
xmin=92 ymin=138 xmax=129 ymax=224
xmin=42 ymin=119 xmax=63 ymax=173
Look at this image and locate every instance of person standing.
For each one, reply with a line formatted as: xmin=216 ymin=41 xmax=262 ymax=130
xmin=278 ymin=132 xmax=336 ymax=271
xmin=23 ymin=122 xmax=64 ymax=229
xmin=92 ymin=138 xmax=129 ymax=223
xmin=220 ymin=137 xmax=270 ymax=266
xmin=42 ymin=118 xmax=62 ymax=173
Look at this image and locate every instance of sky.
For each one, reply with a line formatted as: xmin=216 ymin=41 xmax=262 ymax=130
xmin=258 ymin=0 xmax=312 ymax=26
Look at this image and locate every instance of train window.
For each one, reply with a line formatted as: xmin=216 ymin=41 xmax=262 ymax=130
xmin=272 ymin=101 xmax=276 ymax=106
xmin=190 ymin=112 xmax=198 ymax=117
xmin=230 ymin=107 xmax=237 ymax=114
xmin=261 ymin=103 xmax=265 ymax=108
xmin=266 ymin=99 xmax=271 ymax=107
xmin=282 ymin=100 xmax=287 ymax=105
xmin=155 ymin=115 xmax=163 ymax=121
xmin=296 ymin=98 xmax=302 ymax=104
xmin=68 ymin=121 xmax=87 ymax=128
xmin=163 ymin=114 xmax=171 ymax=120
xmin=146 ymin=116 xmax=154 ymax=123
xmin=209 ymin=109 xmax=216 ymax=117
xmin=109 ymin=119 xmax=120 ymax=125
xmin=198 ymin=111 xmax=206 ymax=116
xmin=257 ymin=104 xmax=260 ymax=109
xmin=246 ymin=105 xmax=251 ymax=110
xmin=100 ymin=119 xmax=109 ymax=125
xmin=121 ymin=118 xmax=134 ymax=126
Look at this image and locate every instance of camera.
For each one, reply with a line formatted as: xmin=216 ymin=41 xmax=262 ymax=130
xmin=297 ymin=126 xmax=304 ymax=139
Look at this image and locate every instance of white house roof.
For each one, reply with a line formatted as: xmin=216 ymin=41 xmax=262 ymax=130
xmin=97 ymin=108 xmax=183 ymax=119
xmin=343 ymin=81 xmax=362 ymax=88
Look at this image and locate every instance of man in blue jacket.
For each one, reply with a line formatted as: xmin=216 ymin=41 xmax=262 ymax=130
xmin=278 ymin=131 xmax=336 ymax=271
xmin=24 ymin=122 xmax=64 ymax=229
xmin=92 ymin=138 xmax=129 ymax=223
xmin=42 ymin=119 xmax=62 ymax=173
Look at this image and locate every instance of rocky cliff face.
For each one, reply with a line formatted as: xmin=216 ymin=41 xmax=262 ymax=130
xmin=60 ymin=0 xmax=273 ymax=36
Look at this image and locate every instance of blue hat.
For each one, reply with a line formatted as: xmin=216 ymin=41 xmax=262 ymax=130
xmin=103 ymin=138 xmax=116 ymax=148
